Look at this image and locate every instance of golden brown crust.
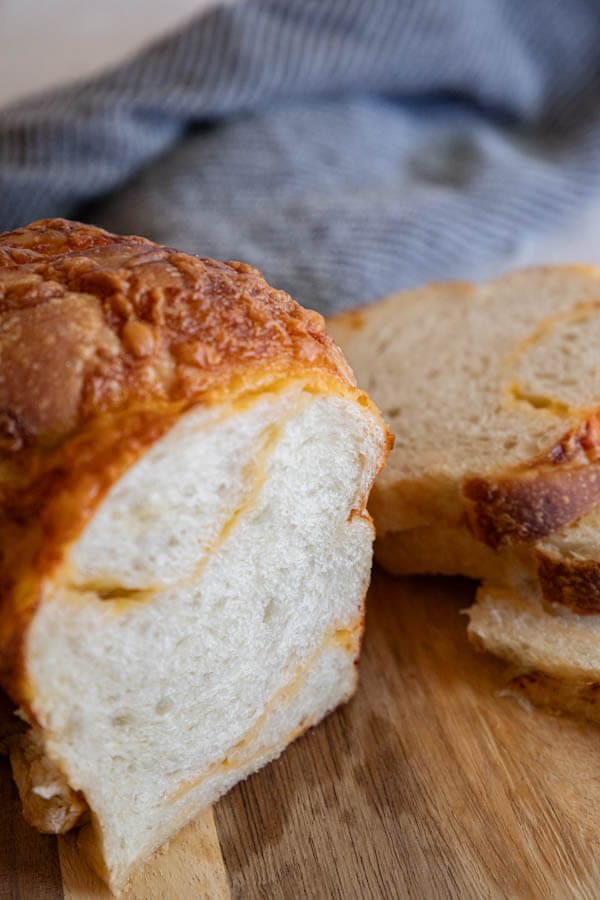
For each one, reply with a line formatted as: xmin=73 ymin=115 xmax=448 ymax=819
xmin=0 ymin=218 xmax=353 ymax=448
xmin=536 ymin=551 xmax=600 ymax=615
xmin=9 ymin=729 xmax=88 ymax=834
xmin=464 ymin=465 xmax=600 ymax=548
xmin=331 ymin=272 xmax=600 ymax=553
xmin=463 ymin=414 xmax=600 ymax=548
xmin=0 ymin=219 xmax=364 ymax=710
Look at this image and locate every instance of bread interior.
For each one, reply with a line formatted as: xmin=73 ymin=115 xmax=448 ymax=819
xmin=25 ymin=381 xmax=381 ymax=889
xmin=328 ymin=268 xmax=600 ymax=533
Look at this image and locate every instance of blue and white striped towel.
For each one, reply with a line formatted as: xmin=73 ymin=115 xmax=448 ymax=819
xmin=2 ymin=0 xmax=600 ymax=313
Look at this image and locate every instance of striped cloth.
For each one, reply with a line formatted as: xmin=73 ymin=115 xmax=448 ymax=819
xmin=2 ymin=0 xmax=600 ymax=312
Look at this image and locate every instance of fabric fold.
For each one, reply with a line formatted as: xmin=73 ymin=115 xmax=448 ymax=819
xmin=2 ymin=0 xmax=600 ymax=310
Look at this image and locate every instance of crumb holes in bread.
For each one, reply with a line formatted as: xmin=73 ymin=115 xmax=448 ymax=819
xmin=111 ymin=713 xmax=134 ymax=728
xmin=96 ymin=586 xmax=156 ymax=604
xmin=262 ymin=597 xmax=276 ymax=625
xmin=155 ymin=698 xmax=173 ymax=716
xmin=67 ymin=582 xmax=157 ymax=606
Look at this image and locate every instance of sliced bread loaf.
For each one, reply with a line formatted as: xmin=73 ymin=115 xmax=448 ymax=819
xmin=328 ymin=267 xmax=600 ymax=614
xmin=329 ymin=267 xmax=600 ymax=719
xmin=0 ymin=219 xmax=389 ymax=892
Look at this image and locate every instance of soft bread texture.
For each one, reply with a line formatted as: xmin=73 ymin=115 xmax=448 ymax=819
xmin=28 ymin=390 xmax=381 ymax=889
xmin=469 ymin=584 xmax=600 ymax=683
xmin=329 ymin=268 xmax=600 ymax=547
xmin=328 ymin=268 xmax=600 ymax=605
xmin=0 ymin=220 xmax=389 ymax=892
xmin=328 ymin=267 xmax=600 ymax=719
xmin=469 ymin=584 xmax=600 ymax=723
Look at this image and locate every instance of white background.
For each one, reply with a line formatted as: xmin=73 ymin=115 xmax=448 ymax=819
xmin=0 ymin=1 xmax=217 ymax=109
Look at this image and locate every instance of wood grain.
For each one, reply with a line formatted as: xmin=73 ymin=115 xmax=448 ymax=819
xmin=216 ymin=574 xmax=600 ymax=899
xmin=3 ymin=571 xmax=600 ymax=899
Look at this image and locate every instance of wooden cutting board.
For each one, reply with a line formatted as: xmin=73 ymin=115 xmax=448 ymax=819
xmin=3 ymin=570 xmax=600 ymax=899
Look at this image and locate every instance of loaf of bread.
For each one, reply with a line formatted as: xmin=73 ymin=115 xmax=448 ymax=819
xmin=329 ymin=267 xmax=600 ymax=717
xmin=0 ymin=219 xmax=389 ymax=891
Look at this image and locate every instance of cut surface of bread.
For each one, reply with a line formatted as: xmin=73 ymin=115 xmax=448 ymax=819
xmin=329 ymin=267 xmax=600 ymax=546
xmin=27 ymin=386 xmax=381 ymax=889
xmin=469 ymin=583 xmax=600 ymax=681
xmin=469 ymin=583 xmax=600 ymax=722
xmin=328 ymin=267 xmax=600 ymax=610
xmin=329 ymin=267 xmax=600 ymax=722
xmin=0 ymin=220 xmax=389 ymax=892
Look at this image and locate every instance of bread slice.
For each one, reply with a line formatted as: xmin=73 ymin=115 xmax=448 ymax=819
xmin=0 ymin=220 xmax=389 ymax=892
xmin=329 ymin=267 xmax=600 ymax=720
xmin=468 ymin=583 xmax=600 ymax=723
xmin=328 ymin=267 xmax=600 ymax=609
